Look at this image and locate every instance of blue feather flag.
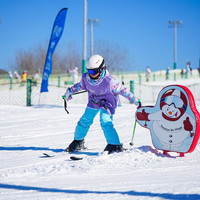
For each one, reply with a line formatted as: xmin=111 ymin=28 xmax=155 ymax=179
xmin=41 ymin=8 xmax=68 ymax=92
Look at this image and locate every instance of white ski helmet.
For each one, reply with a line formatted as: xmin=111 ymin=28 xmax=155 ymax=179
xmin=86 ymin=54 xmax=106 ymax=79
xmin=86 ymin=54 xmax=105 ymax=69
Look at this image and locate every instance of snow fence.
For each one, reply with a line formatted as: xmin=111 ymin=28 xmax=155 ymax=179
xmin=0 ymin=78 xmax=200 ymax=107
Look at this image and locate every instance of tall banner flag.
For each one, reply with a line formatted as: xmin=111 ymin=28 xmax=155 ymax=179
xmin=41 ymin=8 xmax=68 ymax=92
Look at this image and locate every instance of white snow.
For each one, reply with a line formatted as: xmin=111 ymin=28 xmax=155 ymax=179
xmin=0 ymin=84 xmax=200 ymax=199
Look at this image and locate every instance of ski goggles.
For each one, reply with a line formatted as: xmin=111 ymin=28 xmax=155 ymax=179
xmin=161 ymin=95 xmax=186 ymax=110
xmin=87 ymin=59 xmax=105 ymax=76
xmin=87 ymin=68 xmax=100 ymax=76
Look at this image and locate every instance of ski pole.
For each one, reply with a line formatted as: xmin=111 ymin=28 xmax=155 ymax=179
xmin=130 ymin=119 xmax=137 ymax=146
xmin=72 ymin=90 xmax=87 ymax=95
xmin=62 ymin=90 xmax=87 ymax=114
xmin=62 ymin=97 xmax=69 ymax=114
xmin=62 ymin=90 xmax=87 ymax=98
xmin=130 ymin=99 xmax=141 ymax=146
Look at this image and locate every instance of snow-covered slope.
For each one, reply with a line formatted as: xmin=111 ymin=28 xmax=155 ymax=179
xmin=0 ymin=102 xmax=200 ymax=200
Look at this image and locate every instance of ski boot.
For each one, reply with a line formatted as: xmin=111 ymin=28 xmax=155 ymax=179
xmin=65 ymin=139 xmax=86 ymax=152
xmin=104 ymin=144 xmax=124 ymax=154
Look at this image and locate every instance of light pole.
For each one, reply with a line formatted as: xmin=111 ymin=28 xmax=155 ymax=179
xmin=88 ymin=18 xmax=99 ymax=56
xmin=82 ymin=0 xmax=87 ymax=74
xmin=168 ymin=20 xmax=183 ymax=69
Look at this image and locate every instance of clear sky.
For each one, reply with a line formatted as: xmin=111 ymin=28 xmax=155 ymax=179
xmin=0 ymin=0 xmax=200 ymax=72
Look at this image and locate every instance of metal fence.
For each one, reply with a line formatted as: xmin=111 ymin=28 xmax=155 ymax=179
xmin=0 ymin=74 xmax=200 ymax=107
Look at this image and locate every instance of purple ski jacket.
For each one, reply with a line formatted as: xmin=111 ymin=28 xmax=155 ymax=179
xmin=68 ymin=70 xmax=139 ymax=115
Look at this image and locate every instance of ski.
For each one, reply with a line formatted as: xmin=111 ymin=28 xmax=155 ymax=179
xmin=43 ymin=153 xmax=54 ymax=157
xmin=42 ymin=147 xmax=100 ymax=159
xmin=42 ymin=146 xmax=129 ymax=160
xmin=42 ymin=152 xmax=98 ymax=160
xmin=70 ymin=156 xmax=83 ymax=160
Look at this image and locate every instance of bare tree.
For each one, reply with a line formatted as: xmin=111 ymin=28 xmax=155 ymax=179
xmin=34 ymin=45 xmax=47 ymax=71
xmin=13 ymin=40 xmax=129 ymax=75
xmin=94 ymin=40 xmax=130 ymax=72
xmin=14 ymin=44 xmax=48 ymax=74
xmin=14 ymin=42 xmax=82 ymax=75
xmin=15 ymin=49 xmax=37 ymax=74
xmin=62 ymin=43 xmax=82 ymax=72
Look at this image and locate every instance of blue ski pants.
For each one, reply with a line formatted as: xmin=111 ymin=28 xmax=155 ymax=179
xmin=74 ymin=107 xmax=120 ymax=145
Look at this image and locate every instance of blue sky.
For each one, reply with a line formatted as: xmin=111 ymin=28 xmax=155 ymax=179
xmin=0 ymin=0 xmax=200 ymax=72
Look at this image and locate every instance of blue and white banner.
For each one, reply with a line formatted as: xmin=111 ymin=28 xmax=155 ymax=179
xmin=41 ymin=8 xmax=68 ymax=92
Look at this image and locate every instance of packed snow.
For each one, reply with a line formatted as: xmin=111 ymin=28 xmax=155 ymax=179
xmin=0 ymin=81 xmax=200 ymax=199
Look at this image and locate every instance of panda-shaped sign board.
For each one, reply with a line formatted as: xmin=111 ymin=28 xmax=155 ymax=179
xmin=136 ymin=85 xmax=200 ymax=157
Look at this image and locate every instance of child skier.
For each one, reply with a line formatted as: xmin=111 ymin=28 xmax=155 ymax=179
xmin=64 ymin=54 xmax=141 ymax=154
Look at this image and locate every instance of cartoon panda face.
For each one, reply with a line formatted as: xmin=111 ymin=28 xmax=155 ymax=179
xmin=162 ymin=104 xmax=181 ymax=119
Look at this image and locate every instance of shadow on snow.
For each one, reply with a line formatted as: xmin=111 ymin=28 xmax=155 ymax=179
xmin=0 ymin=146 xmax=64 ymax=153
xmin=0 ymin=183 xmax=199 ymax=200
xmin=0 ymin=146 xmax=99 ymax=156
xmin=138 ymin=145 xmax=177 ymax=158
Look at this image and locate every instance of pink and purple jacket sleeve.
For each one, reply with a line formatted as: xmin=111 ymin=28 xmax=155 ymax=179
xmin=110 ymin=79 xmax=139 ymax=106
xmin=68 ymin=81 xmax=84 ymax=94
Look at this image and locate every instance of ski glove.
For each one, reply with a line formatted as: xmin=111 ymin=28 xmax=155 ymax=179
xmin=64 ymin=88 xmax=72 ymax=101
